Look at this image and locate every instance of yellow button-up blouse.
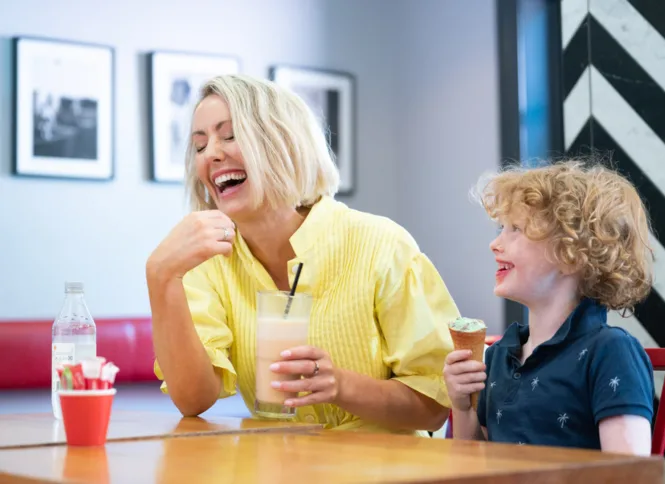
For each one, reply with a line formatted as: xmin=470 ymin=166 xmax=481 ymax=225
xmin=154 ymin=196 xmax=459 ymax=434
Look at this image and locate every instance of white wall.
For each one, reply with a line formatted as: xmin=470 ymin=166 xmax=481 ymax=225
xmin=0 ymin=0 xmax=502 ymax=333
xmin=393 ymin=0 xmax=503 ymax=333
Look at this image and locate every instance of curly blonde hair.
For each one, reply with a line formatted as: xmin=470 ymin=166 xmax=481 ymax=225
xmin=474 ymin=160 xmax=654 ymax=312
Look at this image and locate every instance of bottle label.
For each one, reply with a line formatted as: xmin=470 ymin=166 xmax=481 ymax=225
xmin=52 ymin=343 xmax=75 ymax=393
xmin=53 ymin=343 xmax=75 ymax=365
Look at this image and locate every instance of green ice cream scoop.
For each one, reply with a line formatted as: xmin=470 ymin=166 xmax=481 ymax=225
xmin=448 ymin=317 xmax=487 ymax=332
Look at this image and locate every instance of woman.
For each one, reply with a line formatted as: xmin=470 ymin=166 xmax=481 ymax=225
xmin=146 ymin=74 xmax=460 ymax=435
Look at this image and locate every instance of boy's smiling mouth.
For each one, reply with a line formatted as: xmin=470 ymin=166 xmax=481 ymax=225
xmin=496 ymin=260 xmax=514 ymax=280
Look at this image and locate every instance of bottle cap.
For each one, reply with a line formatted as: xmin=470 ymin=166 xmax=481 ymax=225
xmin=65 ymin=281 xmax=84 ymax=293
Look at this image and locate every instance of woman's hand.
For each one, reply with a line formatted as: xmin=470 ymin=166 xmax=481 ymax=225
xmin=443 ymin=350 xmax=487 ymax=411
xmin=147 ymin=210 xmax=236 ymax=283
xmin=269 ymin=346 xmax=341 ymax=407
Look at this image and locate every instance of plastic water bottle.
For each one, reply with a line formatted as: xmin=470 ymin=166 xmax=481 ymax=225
xmin=52 ymin=281 xmax=97 ymax=419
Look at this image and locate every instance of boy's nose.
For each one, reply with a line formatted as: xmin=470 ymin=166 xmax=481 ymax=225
xmin=490 ymin=236 xmax=502 ymax=253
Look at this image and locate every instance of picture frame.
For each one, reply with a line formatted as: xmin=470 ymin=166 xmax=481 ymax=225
xmin=12 ymin=36 xmax=115 ymax=181
xmin=269 ymin=65 xmax=356 ymax=195
xmin=148 ymin=51 xmax=241 ymax=183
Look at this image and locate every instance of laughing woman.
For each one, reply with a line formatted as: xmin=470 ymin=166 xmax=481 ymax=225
xmin=146 ymin=74 xmax=459 ymax=435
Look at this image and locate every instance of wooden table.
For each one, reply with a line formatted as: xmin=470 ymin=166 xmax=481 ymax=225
xmin=0 ymin=412 xmax=321 ymax=449
xmin=0 ymin=431 xmax=661 ymax=483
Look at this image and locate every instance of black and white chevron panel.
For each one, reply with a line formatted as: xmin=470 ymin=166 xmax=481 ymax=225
xmin=562 ymin=0 xmax=665 ymax=370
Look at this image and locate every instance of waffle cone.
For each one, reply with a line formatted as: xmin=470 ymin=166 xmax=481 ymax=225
xmin=449 ymin=326 xmax=486 ymax=410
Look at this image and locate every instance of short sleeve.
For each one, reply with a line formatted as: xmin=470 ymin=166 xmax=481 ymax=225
xmin=477 ymin=344 xmax=496 ymax=428
xmin=154 ymin=258 xmax=237 ymax=399
xmin=375 ymin=238 xmax=460 ymax=409
xmin=589 ymin=329 xmax=654 ymax=425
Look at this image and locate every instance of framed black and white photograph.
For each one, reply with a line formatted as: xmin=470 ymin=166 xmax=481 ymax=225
xmin=149 ymin=51 xmax=240 ymax=183
xmin=13 ymin=37 xmax=114 ymax=180
xmin=269 ymin=65 xmax=356 ymax=195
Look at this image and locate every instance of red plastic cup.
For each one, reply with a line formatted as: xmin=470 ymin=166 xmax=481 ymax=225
xmin=59 ymin=389 xmax=117 ymax=446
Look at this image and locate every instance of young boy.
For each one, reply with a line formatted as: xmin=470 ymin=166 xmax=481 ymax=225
xmin=443 ymin=160 xmax=655 ymax=456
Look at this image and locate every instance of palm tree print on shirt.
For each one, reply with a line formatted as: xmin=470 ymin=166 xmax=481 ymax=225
xmin=531 ymin=377 xmax=539 ymax=390
xmin=496 ymin=409 xmax=502 ymax=424
xmin=557 ymin=413 xmax=569 ymax=428
xmin=578 ymin=348 xmax=588 ymax=361
xmin=609 ymin=377 xmax=620 ymax=392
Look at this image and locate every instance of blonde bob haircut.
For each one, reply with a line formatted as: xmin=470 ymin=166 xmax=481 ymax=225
xmin=185 ymin=74 xmax=340 ymax=212
xmin=474 ymin=159 xmax=654 ymax=312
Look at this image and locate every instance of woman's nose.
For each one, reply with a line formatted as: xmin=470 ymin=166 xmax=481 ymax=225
xmin=204 ymin=139 xmax=226 ymax=163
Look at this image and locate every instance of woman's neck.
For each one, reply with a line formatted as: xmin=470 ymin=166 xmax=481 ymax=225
xmin=236 ymin=206 xmax=310 ymax=289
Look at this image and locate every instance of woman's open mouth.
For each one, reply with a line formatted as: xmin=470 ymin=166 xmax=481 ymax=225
xmin=214 ymin=171 xmax=247 ymax=198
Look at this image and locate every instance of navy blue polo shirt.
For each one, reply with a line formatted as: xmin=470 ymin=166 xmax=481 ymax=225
xmin=477 ymin=298 xmax=654 ymax=449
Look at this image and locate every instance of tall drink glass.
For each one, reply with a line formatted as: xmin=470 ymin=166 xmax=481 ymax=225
xmin=254 ymin=291 xmax=312 ymax=419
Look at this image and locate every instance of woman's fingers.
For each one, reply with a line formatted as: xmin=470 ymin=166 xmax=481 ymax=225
xmin=269 ymin=360 xmax=318 ymax=376
xmin=271 ymin=375 xmax=332 ymax=394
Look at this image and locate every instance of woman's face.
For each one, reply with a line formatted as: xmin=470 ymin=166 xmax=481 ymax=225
xmin=191 ymin=95 xmax=252 ymax=220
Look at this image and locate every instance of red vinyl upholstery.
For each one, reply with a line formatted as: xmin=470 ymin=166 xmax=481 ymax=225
xmin=0 ymin=317 xmax=156 ymax=389
xmin=645 ymin=348 xmax=665 ymax=456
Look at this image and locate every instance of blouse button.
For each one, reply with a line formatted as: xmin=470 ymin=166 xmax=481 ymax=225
xmin=513 ymin=372 xmax=521 ymax=380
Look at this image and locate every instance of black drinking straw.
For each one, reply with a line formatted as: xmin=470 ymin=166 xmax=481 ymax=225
xmin=283 ymin=262 xmax=304 ymax=318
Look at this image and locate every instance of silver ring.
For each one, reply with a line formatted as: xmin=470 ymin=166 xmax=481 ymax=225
xmin=222 ymin=227 xmax=230 ymax=241
xmin=312 ymin=361 xmax=320 ymax=376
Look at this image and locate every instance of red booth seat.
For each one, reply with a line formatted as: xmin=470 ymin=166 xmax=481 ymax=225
xmin=0 ymin=319 xmax=500 ymax=391
xmin=0 ymin=317 xmax=157 ymax=389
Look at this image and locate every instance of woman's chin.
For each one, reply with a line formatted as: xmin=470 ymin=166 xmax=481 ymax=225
xmin=215 ymin=199 xmax=247 ymax=219
xmin=213 ymin=185 xmax=251 ymax=216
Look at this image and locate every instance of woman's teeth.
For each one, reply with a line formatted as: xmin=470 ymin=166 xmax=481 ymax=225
xmin=214 ymin=172 xmax=246 ymax=187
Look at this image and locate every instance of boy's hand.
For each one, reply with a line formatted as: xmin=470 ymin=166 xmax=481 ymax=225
xmin=443 ymin=350 xmax=487 ymax=411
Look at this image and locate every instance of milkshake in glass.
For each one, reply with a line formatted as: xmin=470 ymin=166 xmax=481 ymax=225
xmin=255 ymin=291 xmax=311 ymax=419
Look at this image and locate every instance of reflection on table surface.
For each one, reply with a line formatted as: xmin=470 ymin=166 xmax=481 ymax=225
xmin=0 ymin=411 xmax=321 ymax=449
xmin=0 ymin=430 xmax=661 ymax=484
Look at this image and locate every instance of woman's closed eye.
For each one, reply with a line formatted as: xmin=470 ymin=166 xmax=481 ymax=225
xmin=194 ymin=134 xmax=233 ymax=153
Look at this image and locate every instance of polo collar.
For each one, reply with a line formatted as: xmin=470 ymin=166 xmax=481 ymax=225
xmin=497 ymin=298 xmax=607 ymax=349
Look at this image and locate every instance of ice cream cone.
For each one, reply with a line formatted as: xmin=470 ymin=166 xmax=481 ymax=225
xmin=448 ymin=318 xmax=486 ymax=410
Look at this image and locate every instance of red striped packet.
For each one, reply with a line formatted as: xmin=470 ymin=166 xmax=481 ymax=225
xmin=59 ymin=363 xmax=85 ymax=390
xmin=100 ymin=362 xmax=119 ymax=389
xmin=81 ymin=357 xmax=107 ymax=390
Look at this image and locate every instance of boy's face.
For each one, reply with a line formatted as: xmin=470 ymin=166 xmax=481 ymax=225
xmin=489 ymin=213 xmax=572 ymax=307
